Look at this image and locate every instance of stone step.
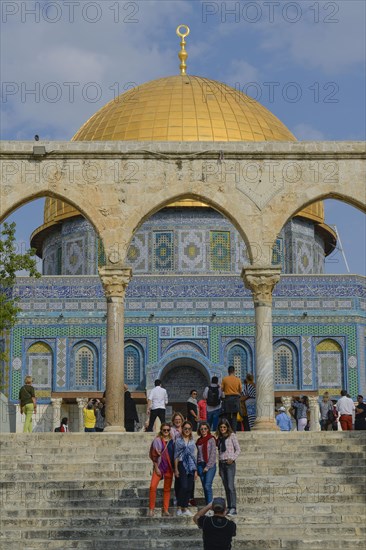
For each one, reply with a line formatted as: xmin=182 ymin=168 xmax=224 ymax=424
xmin=1 ymin=432 xmax=364 ymax=549
xmin=2 ymin=524 xmax=365 ymax=541
xmin=4 ymin=538 xmax=366 ymax=550
xmin=1 ymin=504 xmax=364 ymax=525
xmin=2 ymin=512 xmax=365 ymax=528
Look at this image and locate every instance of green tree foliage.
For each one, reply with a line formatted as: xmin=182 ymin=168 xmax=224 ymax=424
xmin=0 ymin=222 xmax=40 ymax=351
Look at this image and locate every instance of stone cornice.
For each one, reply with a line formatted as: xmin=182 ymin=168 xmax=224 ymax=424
xmin=1 ymin=141 xmax=365 ymax=160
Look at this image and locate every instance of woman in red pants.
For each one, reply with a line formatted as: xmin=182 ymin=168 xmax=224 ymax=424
xmin=148 ymin=422 xmax=174 ymax=517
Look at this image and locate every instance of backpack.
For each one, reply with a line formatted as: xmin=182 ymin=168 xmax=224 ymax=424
xmin=54 ymin=427 xmax=61 ymax=432
xmin=327 ymin=408 xmax=337 ymax=423
xmin=206 ymin=385 xmax=220 ymax=407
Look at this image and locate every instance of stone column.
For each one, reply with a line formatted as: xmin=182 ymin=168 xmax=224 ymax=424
xmin=308 ymin=396 xmax=321 ymax=432
xmin=51 ymin=398 xmax=63 ymax=431
xmin=281 ymin=396 xmax=292 ymax=416
xmin=76 ymin=397 xmax=88 ymax=432
xmin=99 ymin=265 xmax=132 ymax=432
xmin=242 ymin=267 xmax=281 ymax=431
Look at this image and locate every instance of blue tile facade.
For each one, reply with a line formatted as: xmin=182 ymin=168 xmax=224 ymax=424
xmin=4 ymin=208 xmax=365 ymax=403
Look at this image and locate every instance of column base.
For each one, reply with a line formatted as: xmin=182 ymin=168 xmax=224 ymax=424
xmin=104 ymin=425 xmax=126 ymax=433
xmin=251 ymin=417 xmax=279 ymax=431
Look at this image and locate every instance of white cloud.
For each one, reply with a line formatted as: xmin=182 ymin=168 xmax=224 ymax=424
xmin=292 ymin=123 xmax=326 ymax=140
xmin=224 ymin=60 xmax=260 ymax=87
xmin=258 ymin=0 xmax=365 ymax=74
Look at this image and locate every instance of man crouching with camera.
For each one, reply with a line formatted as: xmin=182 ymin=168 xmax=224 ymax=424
xmin=193 ymin=497 xmax=236 ymax=550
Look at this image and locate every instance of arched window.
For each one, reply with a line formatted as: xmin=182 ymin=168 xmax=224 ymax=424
xmin=26 ymin=342 xmax=53 ymax=388
xmin=124 ymin=344 xmax=143 ymax=387
xmin=227 ymin=344 xmax=249 ymax=382
xmin=316 ymin=339 xmax=343 ymax=389
xmin=73 ymin=343 xmax=97 ymax=389
xmin=274 ymin=342 xmax=296 ymax=386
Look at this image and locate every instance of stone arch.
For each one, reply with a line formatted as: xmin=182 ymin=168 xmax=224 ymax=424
xmin=124 ymin=192 xmax=255 ymax=265
xmin=159 ymin=352 xmax=211 ymax=403
xmin=265 ymin=190 xmax=366 ymax=256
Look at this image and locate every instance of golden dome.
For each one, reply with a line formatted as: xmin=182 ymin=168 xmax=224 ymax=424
xmin=31 ymin=74 xmax=335 ymax=254
xmin=72 ymin=75 xmax=296 ymax=142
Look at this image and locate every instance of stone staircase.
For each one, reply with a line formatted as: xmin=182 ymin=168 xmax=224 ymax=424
xmin=1 ymin=432 xmax=365 ymax=549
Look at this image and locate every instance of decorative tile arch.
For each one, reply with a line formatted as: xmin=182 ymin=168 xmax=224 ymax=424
xmin=124 ymin=341 xmax=145 ymax=389
xmin=26 ymin=341 xmax=53 ymax=392
xmin=163 ymin=340 xmax=206 ymax=357
xmin=226 ymin=341 xmax=252 ymax=382
xmin=316 ymin=338 xmax=344 ymax=391
xmin=71 ymin=341 xmax=99 ymax=391
xmin=273 ymin=340 xmax=298 ymax=388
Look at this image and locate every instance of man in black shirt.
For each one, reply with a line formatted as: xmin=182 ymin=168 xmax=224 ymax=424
xmin=193 ymin=497 xmax=236 ymax=550
xmin=355 ymin=395 xmax=366 ymax=430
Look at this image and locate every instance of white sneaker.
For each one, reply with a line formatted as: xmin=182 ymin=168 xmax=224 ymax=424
xmin=176 ymin=509 xmax=183 ymax=516
xmin=227 ymin=508 xmax=237 ymax=516
xmin=182 ymin=509 xmax=193 ymax=517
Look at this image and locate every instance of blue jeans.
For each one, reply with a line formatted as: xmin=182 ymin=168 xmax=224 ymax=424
xmin=197 ymin=462 xmax=216 ymax=504
xmin=207 ymin=409 xmax=220 ymax=431
xmin=219 ymin=461 xmax=237 ymax=509
xmin=177 ymin=462 xmax=195 ymax=508
xmin=84 ymin=427 xmax=96 ymax=432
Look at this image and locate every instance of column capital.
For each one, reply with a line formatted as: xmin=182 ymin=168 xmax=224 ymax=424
xmin=76 ymin=397 xmax=88 ymax=409
xmin=241 ymin=267 xmax=281 ymax=306
xmin=51 ymin=398 xmax=63 ymax=406
xmin=98 ymin=265 xmax=132 ymax=299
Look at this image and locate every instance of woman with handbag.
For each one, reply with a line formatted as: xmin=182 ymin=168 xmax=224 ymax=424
xmin=148 ymin=422 xmax=174 ymax=517
xmin=19 ymin=376 xmax=37 ymax=433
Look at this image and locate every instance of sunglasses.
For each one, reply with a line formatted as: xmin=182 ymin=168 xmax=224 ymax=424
xmin=162 ymin=429 xmax=170 ymax=433
xmin=200 ymin=427 xmax=208 ymax=431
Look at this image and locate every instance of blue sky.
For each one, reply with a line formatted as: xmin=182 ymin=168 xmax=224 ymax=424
xmin=1 ymin=0 xmax=365 ymax=274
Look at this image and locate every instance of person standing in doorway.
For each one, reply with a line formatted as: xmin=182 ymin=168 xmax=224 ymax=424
xmin=187 ymin=389 xmax=199 ymax=431
xmin=146 ymin=379 xmax=168 ymax=432
xmin=221 ymin=367 xmax=242 ymax=432
xmin=19 ymin=376 xmax=37 ymax=433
